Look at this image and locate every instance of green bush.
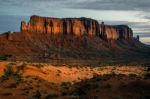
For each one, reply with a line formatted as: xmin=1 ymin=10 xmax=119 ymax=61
xmin=8 ymin=82 xmax=18 ymax=88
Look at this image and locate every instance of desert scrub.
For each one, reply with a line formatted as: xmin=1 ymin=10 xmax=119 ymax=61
xmin=56 ymin=70 xmax=61 ymax=76
xmin=144 ymin=72 xmax=150 ymax=79
xmin=56 ymin=73 xmax=60 ymax=76
xmin=61 ymin=88 xmax=75 ymax=96
xmin=34 ymin=90 xmax=41 ymax=99
xmin=57 ymin=70 xmax=61 ymax=74
xmin=101 ymin=73 xmax=116 ymax=81
xmin=92 ymin=76 xmax=102 ymax=82
xmin=2 ymin=92 xmax=12 ymax=96
xmin=45 ymin=93 xmax=59 ymax=99
xmin=147 ymin=66 xmax=150 ymax=72
xmin=105 ymin=83 xmax=112 ymax=88
xmin=3 ymin=63 xmax=15 ymax=76
xmin=114 ymin=96 xmax=122 ymax=99
xmin=8 ymin=82 xmax=18 ymax=88
xmin=0 ymin=55 xmax=7 ymax=60
xmin=25 ymin=75 xmax=33 ymax=79
xmin=20 ymin=90 xmax=29 ymax=95
xmin=32 ymin=76 xmax=38 ymax=80
xmin=32 ymin=63 xmax=44 ymax=68
xmin=1 ymin=63 xmax=15 ymax=81
xmin=61 ymin=82 xmax=72 ymax=87
xmin=16 ymin=63 xmax=26 ymax=73
xmin=0 ymin=63 xmax=23 ymax=83
xmin=129 ymin=73 xmax=139 ymax=77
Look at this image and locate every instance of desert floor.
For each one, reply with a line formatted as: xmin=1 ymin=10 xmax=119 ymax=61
xmin=0 ymin=61 xmax=149 ymax=99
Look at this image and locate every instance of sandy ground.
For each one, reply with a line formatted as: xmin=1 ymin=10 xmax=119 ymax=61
xmin=0 ymin=61 xmax=146 ymax=83
xmin=0 ymin=61 xmax=149 ymax=99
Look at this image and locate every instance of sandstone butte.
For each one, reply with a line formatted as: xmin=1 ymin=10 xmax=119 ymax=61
xmin=0 ymin=15 xmax=142 ymax=62
xmin=0 ymin=15 xmax=134 ymax=42
xmin=20 ymin=15 xmax=133 ymax=40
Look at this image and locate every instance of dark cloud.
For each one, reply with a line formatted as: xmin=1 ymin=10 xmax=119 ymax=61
xmin=1 ymin=0 xmax=150 ymax=12
xmin=63 ymin=0 xmax=150 ymax=12
xmin=1 ymin=0 xmax=150 ymax=15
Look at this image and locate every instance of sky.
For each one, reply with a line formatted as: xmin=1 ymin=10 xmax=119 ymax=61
xmin=0 ymin=0 xmax=150 ymax=44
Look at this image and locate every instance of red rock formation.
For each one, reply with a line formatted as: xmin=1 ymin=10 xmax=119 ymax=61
xmin=0 ymin=15 xmax=146 ymax=62
xmin=21 ymin=15 xmax=100 ymax=37
xmin=99 ymin=22 xmax=133 ymax=40
xmin=21 ymin=15 xmax=133 ymax=40
xmin=0 ymin=31 xmax=13 ymax=41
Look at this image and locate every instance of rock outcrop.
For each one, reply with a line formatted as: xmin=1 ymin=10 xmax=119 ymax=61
xmin=0 ymin=31 xmax=12 ymax=41
xmin=100 ymin=23 xmax=133 ymax=40
xmin=21 ymin=15 xmax=133 ymax=40
xmin=0 ymin=15 xmax=148 ymax=63
xmin=21 ymin=15 xmax=100 ymax=37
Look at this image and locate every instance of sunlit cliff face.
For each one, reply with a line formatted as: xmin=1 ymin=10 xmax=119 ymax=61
xmin=20 ymin=15 xmax=133 ymax=40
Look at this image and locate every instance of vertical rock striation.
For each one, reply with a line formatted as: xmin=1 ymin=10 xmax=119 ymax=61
xmin=102 ymin=24 xmax=133 ymax=40
xmin=21 ymin=15 xmax=133 ymax=40
xmin=21 ymin=15 xmax=100 ymax=37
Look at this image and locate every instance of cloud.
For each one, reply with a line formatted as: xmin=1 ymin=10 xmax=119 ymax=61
xmin=2 ymin=0 xmax=150 ymax=12
xmin=0 ymin=0 xmax=66 ymax=16
xmin=64 ymin=0 xmax=150 ymax=12
xmin=1 ymin=0 xmax=150 ymax=17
